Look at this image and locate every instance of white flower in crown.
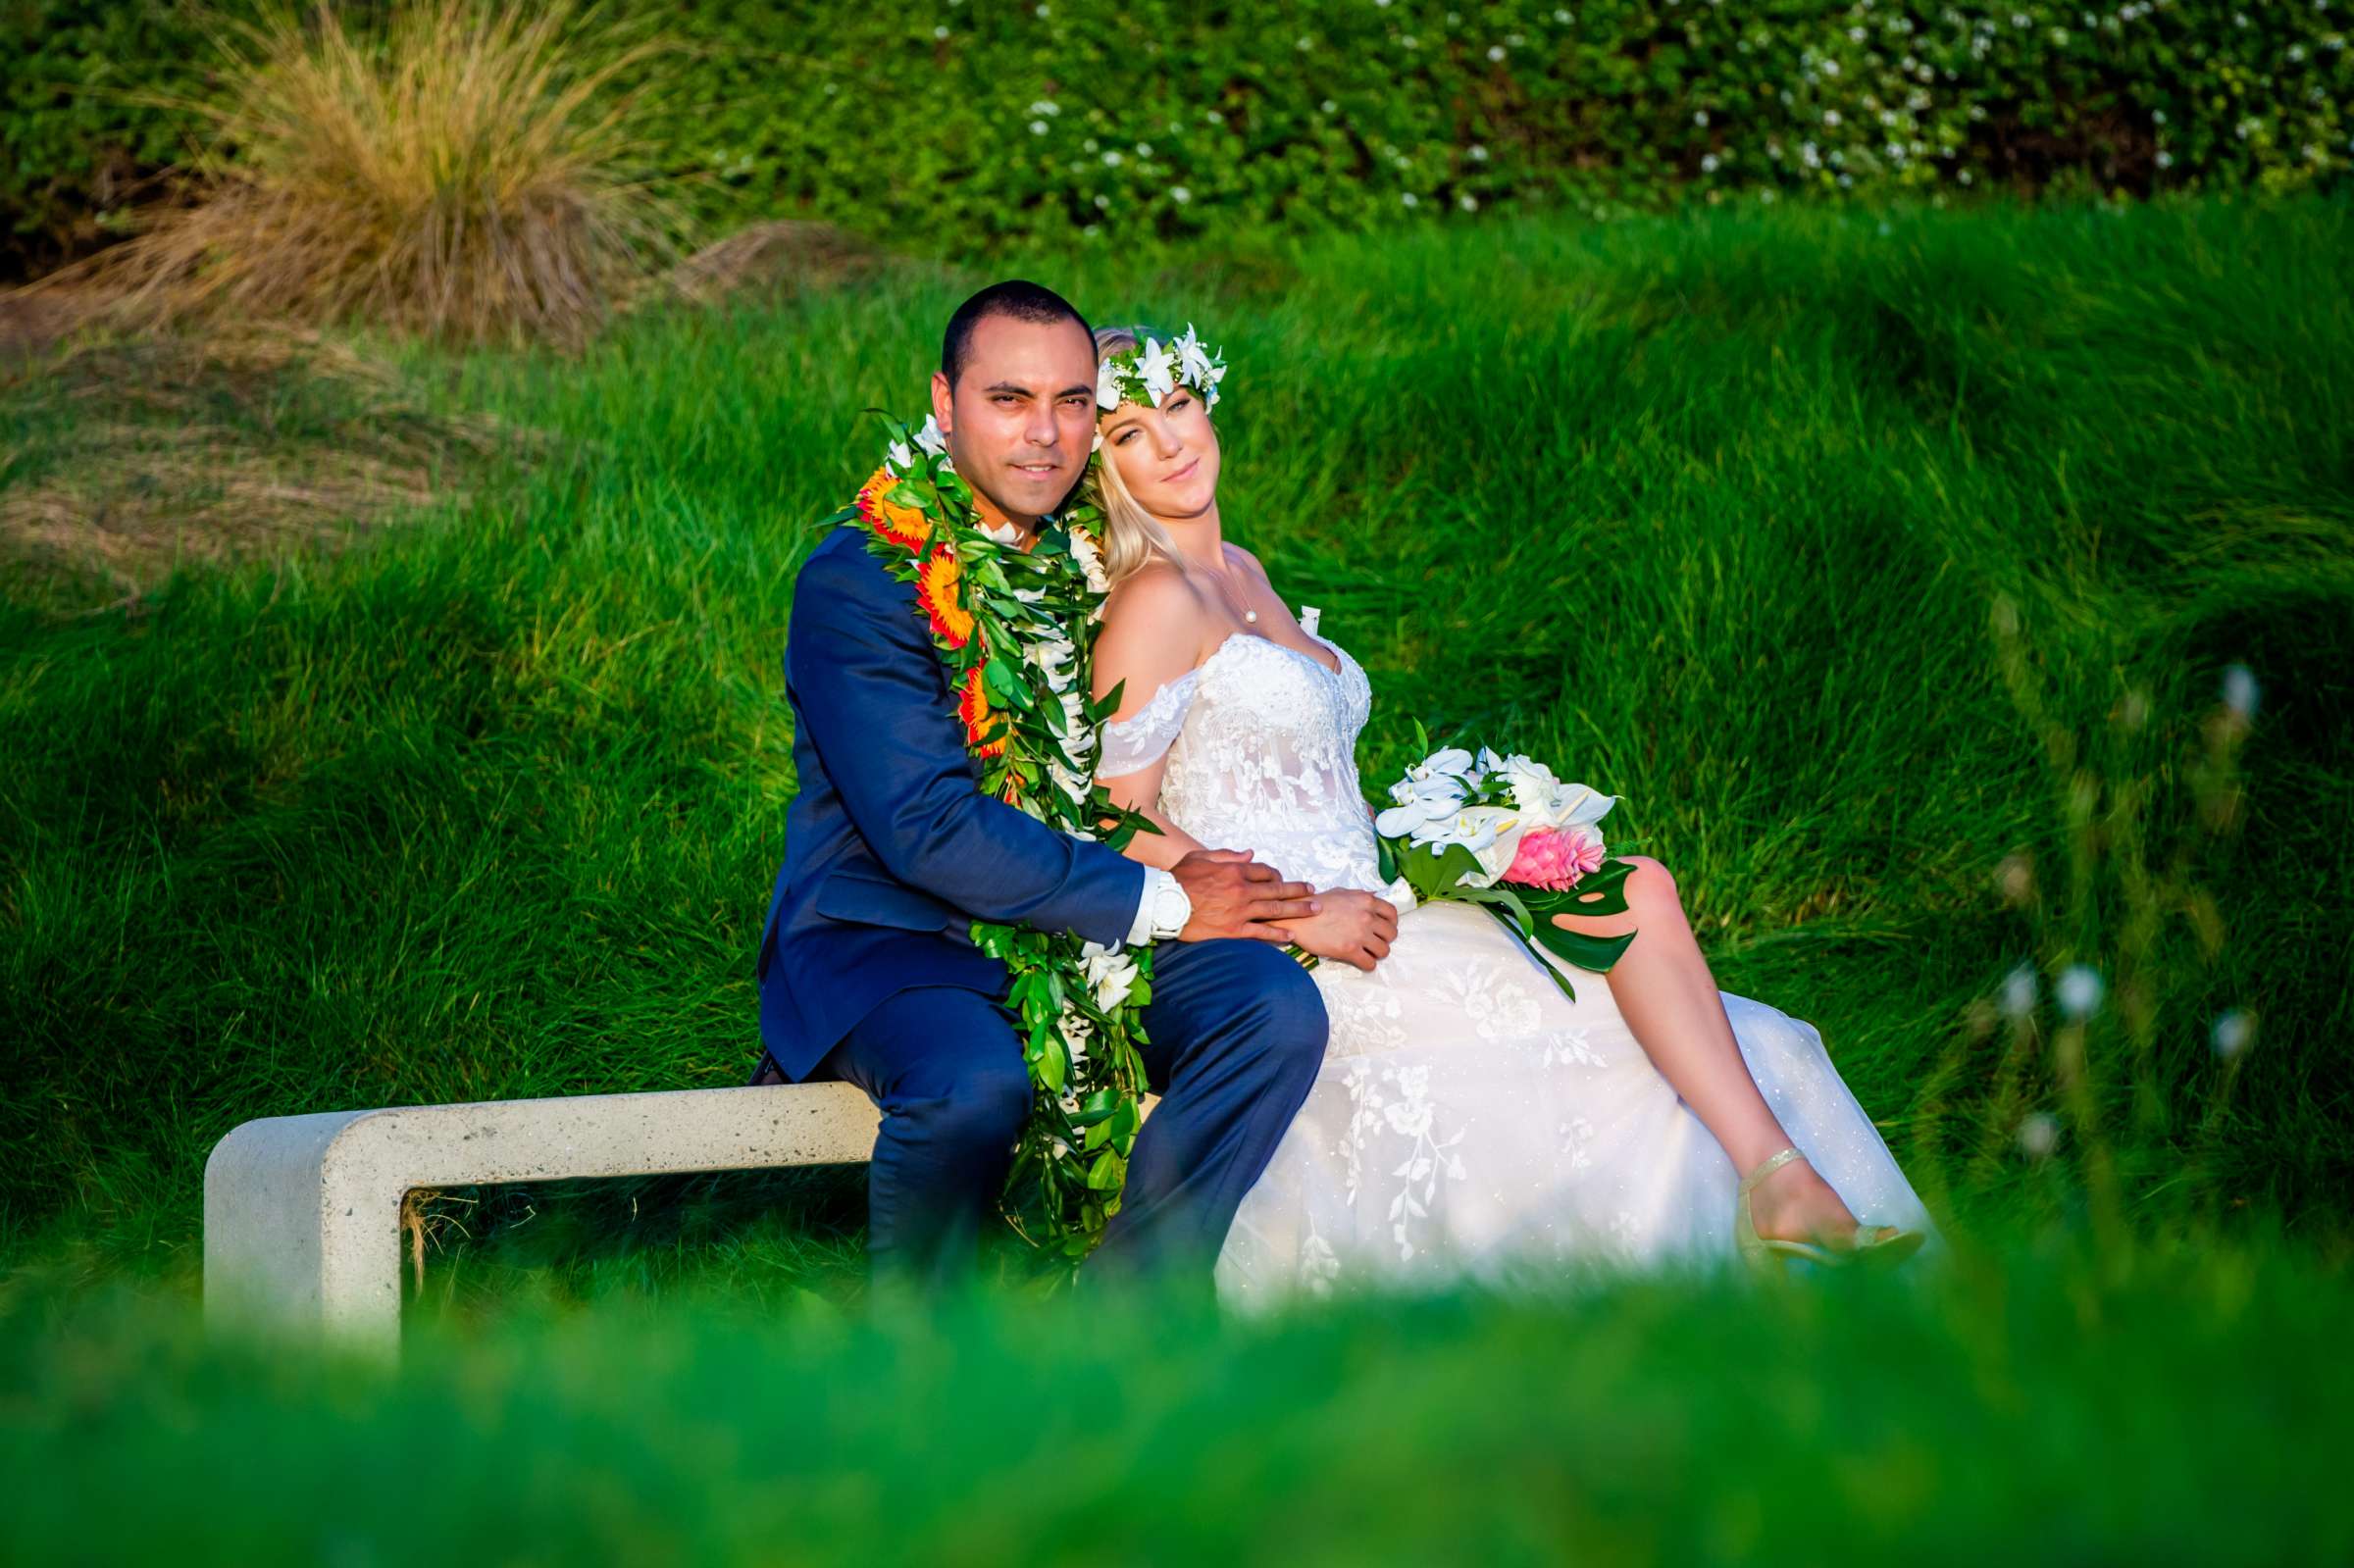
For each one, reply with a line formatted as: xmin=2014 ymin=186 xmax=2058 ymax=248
xmin=1137 ymin=336 xmax=1179 ymax=405
xmin=1098 ymin=325 xmax=1231 ymax=412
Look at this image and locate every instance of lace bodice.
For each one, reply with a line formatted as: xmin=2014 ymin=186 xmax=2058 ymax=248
xmin=1099 ymin=628 xmax=1401 ymax=899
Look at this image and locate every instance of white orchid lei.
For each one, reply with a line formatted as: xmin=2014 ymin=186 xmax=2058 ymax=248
xmin=825 ymin=412 xmax=1160 ymax=1259
xmin=1094 ymin=323 xmax=1226 ymax=432
xmin=1373 ymin=732 xmax=1640 ymax=999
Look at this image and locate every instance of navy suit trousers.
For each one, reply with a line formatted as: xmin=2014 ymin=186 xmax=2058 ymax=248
xmin=817 ymin=937 xmax=1327 ymax=1291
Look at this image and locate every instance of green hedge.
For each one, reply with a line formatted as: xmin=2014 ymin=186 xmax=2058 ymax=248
xmin=5 ymin=0 xmax=2347 ymax=276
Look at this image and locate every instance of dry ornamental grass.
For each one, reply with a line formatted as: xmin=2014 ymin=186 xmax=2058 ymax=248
xmin=40 ymin=0 xmax=681 ymax=347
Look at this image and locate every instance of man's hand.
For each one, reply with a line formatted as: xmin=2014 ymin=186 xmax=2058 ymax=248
xmin=1279 ymin=888 xmax=1399 ymax=973
xmin=1171 ymin=849 xmax=1321 ymax=943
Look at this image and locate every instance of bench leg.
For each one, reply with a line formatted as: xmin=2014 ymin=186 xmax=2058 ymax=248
xmin=203 ymin=1110 xmax=405 ymax=1360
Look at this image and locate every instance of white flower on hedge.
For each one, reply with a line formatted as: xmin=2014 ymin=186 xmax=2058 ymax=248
xmin=2056 ymin=964 xmax=2105 ymax=1020
xmin=1079 ymin=943 xmax=1141 ymax=1010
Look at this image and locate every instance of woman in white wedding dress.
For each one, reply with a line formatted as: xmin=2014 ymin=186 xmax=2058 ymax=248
xmin=1082 ymin=326 xmax=1935 ymax=1303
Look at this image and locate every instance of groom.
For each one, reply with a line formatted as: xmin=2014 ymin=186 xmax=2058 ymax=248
xmin=751 ymin=279 xmax=1330 ymax=1292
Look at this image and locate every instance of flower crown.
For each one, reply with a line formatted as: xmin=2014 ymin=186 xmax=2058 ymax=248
xmin=1096 ymin=323 xmax=1228 ymax=416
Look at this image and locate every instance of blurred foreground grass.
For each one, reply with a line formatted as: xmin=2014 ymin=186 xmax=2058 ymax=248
xmin=5 ymin=1236 xmax=2352 ymax=1564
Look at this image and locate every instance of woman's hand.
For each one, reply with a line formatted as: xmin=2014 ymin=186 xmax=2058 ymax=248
xmin=1279 ymin=888 xmax=1400 ymax=973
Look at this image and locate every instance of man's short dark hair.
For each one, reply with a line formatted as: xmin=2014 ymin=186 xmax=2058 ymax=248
xmin=942 ymin=279 xmax=1094 ymax=389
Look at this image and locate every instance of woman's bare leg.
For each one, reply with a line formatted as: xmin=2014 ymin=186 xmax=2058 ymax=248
xmin=1552 ymin=855 xmax=1864 ymax=1243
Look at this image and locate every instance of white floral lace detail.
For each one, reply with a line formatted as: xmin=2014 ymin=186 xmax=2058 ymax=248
xmin=1146 ymin=630 xmax=1389 ymax=898
xmin=1098 ymin=667 xmax=1202 ymax=778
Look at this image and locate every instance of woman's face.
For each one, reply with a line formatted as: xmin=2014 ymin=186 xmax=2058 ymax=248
xmin=1098 ymin=385 xmax=1220 ymax=522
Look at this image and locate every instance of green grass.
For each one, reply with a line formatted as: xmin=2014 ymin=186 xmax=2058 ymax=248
xmin=2 ymin=196 xmax=2350 ymax=1294
xmin=2 ymin=195 xmax=2351 ymax=1562
xmin=6 ymin=1239 xmax=2354 ymax=1564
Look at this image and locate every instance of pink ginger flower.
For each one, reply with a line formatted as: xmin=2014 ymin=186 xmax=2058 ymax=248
xmin=1504 ymin=827 xmax=1605 ymax=890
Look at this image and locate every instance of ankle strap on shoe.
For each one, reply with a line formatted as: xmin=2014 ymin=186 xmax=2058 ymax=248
xmin=1739 ymin=1145 xmax=1807 ymax=1195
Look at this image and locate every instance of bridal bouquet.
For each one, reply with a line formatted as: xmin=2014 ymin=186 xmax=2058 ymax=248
xmin=1372 ymin=735 xmax=1638 ymax=1000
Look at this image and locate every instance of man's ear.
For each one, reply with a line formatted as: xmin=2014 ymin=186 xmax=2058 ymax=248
xmin=930 ymin=371 xmax=953 ymax=433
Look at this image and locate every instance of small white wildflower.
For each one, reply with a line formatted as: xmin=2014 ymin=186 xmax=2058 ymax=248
xmin=1701 ymin=153 xmax=1719 ymax=172
xmin=1458 ymin=192 xmax=1479 ymax=211
xmin=1101 ymin=149 xmax=1123 ymax=166
xmin=2056 ymin=965 xmax=2105 ymax=1020
xmin=1402 ymin=191 xmax=1420 ymax=206
xmin=1488 ymin=44 xmax=1506 ymax=59
xmin=1468 ymin=143 xmax=1489 ymax=160
xmin=934 ymin=24 xmax=948 ymax=38
xmin=1824 ymin=109 xmax=1842 ymax=126
xmin=1694 ymin=109 xmax=1710 ymax=126
xmin=1171 ymin=185 xmax=1192 ymax=203
xmin=2019 ymin=1112 xmax=2061 ymax=1159
xmin=2000 ymin=964 xmax=2038 ymax=1021
xmin=2211 ymin=1010 xmax=2256 ymax=1059
xmin=1030 ymin=120 xmax=1048 ymax=135
xmin=1318 ymin=99 xmax=1337 ymax=114
xmin=2222 ymin=663 xmax=2261 ymax=720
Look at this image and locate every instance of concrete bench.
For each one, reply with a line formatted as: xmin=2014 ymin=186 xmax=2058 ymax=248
xmin=203 ymin=1081 xmax=882 ymax=1358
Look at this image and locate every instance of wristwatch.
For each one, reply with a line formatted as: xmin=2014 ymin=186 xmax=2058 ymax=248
xmin=1148 ymin=869 xmax=1194 ymax=939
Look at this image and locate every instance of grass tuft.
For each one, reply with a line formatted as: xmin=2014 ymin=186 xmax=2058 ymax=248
xmin=32 ymin=0 xmax=681 ymax=347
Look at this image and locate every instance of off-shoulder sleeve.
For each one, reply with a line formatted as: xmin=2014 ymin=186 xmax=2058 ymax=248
xmin=1096 ymin=668 xmax=1202 ymax=778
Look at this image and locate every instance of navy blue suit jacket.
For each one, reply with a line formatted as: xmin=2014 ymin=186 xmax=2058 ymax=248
xmin=755 ymin=526 xmax=1148 ymax=1082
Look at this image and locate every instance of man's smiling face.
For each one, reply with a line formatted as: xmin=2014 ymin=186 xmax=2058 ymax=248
xmin=930 ymin=311 xmax=1100 ymax=526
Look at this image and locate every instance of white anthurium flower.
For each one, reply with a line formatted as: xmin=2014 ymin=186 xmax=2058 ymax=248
xmin=1529 ymin=780 xmax=1617 ymax=833
xmin=913 ymin=416 xmax=948 ymax=456
xmin=1137 ymin=337 xmax=1179 ymax=405
xmin=1080 ymin=942 xmax=1141 ymax=1010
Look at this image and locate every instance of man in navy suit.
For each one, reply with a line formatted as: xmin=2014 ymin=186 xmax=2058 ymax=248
xmin=753 ymin=280 xmax=1331 ymax=1291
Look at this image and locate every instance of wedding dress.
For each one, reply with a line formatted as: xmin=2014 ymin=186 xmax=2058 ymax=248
xmin=1097 ymin=625 xmax=1938 ymax=1304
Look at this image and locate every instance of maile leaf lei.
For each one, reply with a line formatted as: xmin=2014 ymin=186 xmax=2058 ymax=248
xmin=823 ymin=413 xmax=1160 ymax=1259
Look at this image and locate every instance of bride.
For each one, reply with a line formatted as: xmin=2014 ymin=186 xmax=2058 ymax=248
xmin=1081 ymin=325 xmax=1935 ymax=1301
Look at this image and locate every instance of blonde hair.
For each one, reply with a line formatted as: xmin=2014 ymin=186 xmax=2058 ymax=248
xmin=1086 ymin=325 xmax=1187 ymax=589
